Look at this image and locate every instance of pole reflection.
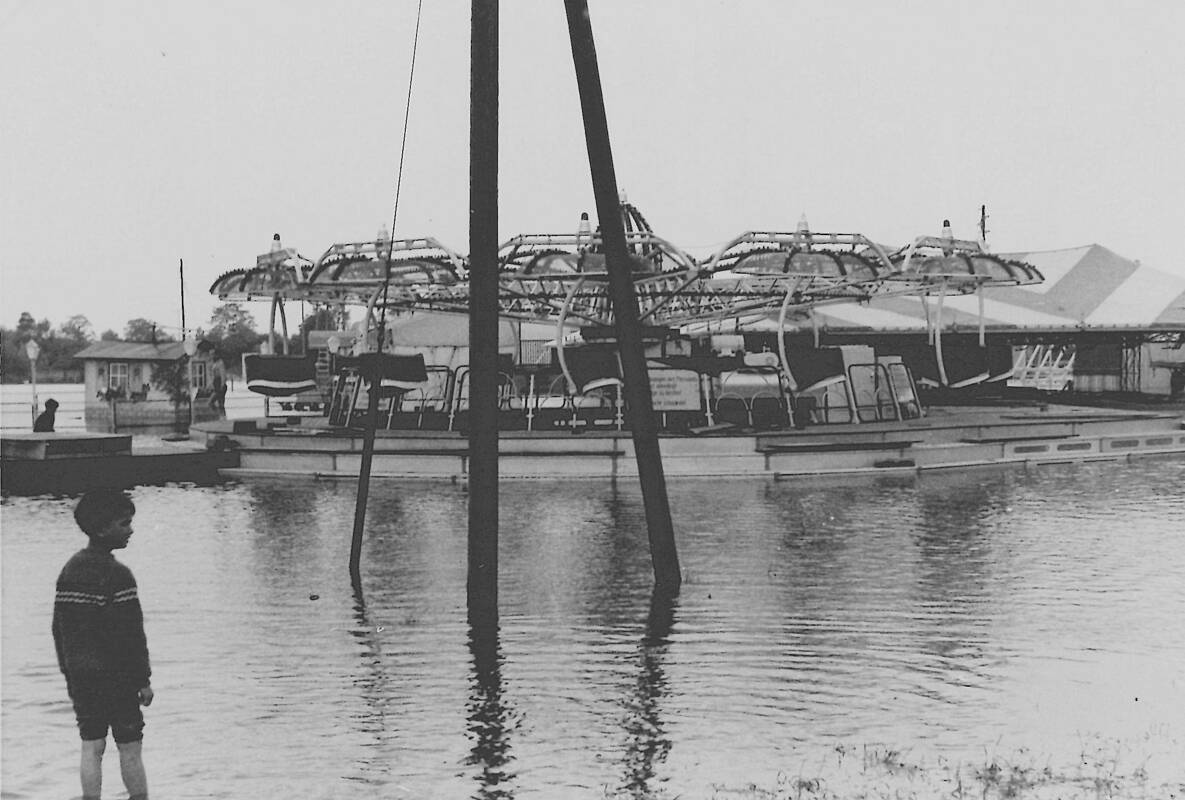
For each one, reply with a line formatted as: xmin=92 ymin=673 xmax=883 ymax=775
xmin=345 ymin=578 xmax=395 ymax=784
xmin=466 ymin=619 xmax=517 ymax=799
xmin=619 ymin=587 xmax=677 ymax=797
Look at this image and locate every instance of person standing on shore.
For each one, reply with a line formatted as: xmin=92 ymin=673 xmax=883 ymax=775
xmin=33 ymin=397 xmax=58 ymax=432
xmin=208 ymin=373 xmax=228 ymax=413
xmin=53 ymin=489 xmax=154 ymax=800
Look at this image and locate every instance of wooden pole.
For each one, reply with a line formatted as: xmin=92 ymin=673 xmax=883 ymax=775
xmin=468 ymin=0 xmax=500 ymax=623
xmin=563 ymin=0 xmax=681 ymax=592
xmin=349 ymin=354 xmax=383 ymax=587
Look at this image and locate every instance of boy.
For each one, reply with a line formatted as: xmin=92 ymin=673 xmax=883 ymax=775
xmin=53 ymin=489 xmax=153 ymax=800
xmin=33 ymin=397 xmax=59 ymax=432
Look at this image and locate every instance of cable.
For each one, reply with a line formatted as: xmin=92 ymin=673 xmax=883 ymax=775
xmin=376 ymin=0 xmax=425 ymax=352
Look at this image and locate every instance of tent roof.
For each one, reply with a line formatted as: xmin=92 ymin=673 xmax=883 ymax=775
xmin=385 ymin=312 xmax=520 ymax=347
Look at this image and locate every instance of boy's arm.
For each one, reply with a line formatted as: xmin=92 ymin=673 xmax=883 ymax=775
xmin=53 ymin=579 xmax=106 ymax=675
xmin=51 ymin=610 xmax=68 ymax=674
xmin=112 ymin=566 xmax=151 ymax=686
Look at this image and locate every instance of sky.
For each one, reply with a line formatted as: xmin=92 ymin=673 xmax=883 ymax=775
xmin=3 ymin=0 xmax=1184 ymax=339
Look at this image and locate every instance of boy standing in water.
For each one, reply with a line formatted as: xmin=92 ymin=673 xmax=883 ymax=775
xmin=53 ymin=489 xmax=153 ymax=800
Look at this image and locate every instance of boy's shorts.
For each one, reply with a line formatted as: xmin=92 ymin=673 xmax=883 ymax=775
xmin=66 ymin=673 xmax=145 ymax=743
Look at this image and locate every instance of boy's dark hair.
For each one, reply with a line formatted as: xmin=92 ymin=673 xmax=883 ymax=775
xmin=74 ymin=489 xmax=135 ymax=537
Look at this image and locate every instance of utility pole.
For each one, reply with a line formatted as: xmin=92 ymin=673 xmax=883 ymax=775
xmin=468 ymin=0 xmax=500 ymax=623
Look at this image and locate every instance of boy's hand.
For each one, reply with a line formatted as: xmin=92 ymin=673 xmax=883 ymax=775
xmin=139 ymin=686 xmax=154 ymax=707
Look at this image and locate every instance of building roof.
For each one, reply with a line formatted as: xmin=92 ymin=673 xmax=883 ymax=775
xmin=74 ymin=340 xmax=212 ymax=361
xmin=738 ymin=244 xmax=1185 ymax=335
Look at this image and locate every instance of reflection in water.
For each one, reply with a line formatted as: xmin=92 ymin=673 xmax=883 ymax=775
xmin=620 ymin=588 xmax=677 ymax=798
xmin=909 ymin=472 xmax=1002 ymax=684
xmin=346 ymin=583 xmax=394 ymax=785
xmin=467 ymin=621 xmax=516 ymax=799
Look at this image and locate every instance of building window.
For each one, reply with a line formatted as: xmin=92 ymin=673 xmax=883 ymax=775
xmin=109 ymin=362 xmax=130 ymax=391
xmin=193 ymin=361 xmax=209 ymax=390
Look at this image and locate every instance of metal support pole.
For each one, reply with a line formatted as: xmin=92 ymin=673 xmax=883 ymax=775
xmin=564 ymin=0 xmax=681 ymax=592
xmin=468 ymin=0 xmax=500 ymax=624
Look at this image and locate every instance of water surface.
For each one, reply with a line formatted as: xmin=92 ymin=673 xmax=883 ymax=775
xmin=3 ymin=459 xmax=1184 ymax=798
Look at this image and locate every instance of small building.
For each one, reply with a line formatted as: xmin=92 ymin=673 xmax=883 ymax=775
xmin=73 ymin=340 xmax=222 ymax=429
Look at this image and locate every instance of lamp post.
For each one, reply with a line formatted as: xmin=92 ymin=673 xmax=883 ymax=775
xmin=24 ymin=339 xmax=40 ymax=425
xmin=183 ymin=338 xmax=198 ymax=429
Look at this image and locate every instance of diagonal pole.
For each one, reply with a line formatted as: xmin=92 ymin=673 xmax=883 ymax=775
xmin=564 ymin=0 xmax=681 ymax=592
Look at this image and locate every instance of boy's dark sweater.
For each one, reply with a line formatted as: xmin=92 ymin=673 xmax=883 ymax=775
xmin=53 ymin=547 xmax=151 ymax=685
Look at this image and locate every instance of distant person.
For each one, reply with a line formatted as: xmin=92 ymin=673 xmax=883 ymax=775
xmin=208 ymin=374 xmax=228 ymax=412
xmin=33 ymin=398 xmax=59 ymax=432
xmin=53 ymin=489 xmax=153 ymax=800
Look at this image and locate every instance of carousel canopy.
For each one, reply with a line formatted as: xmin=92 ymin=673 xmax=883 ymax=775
xmin=208 ymin=216 xmax=1056 ymax=335
xmin=209 ymin=236 xmax=316 ymax=302
xmin=729 ymin=244 xmax=1185 ymax=337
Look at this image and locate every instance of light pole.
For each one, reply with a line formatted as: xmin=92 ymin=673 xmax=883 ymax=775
xmin=24 ymin=339 xmax=40 ymax=425
xmin=183 ymin=338 xmax=198 ymax=429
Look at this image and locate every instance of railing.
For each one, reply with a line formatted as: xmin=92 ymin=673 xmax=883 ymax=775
xmin=308 ymin=360 xmax=922 ymax=434
xmin=1009 ymin=345 xmax=1076 ymax=391
xmin=848 ymin=363 xmax=901 ymax=423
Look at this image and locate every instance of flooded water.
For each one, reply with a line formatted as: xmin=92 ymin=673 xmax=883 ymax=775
xmin=3 ymin=458 xmax=1184 ymax=798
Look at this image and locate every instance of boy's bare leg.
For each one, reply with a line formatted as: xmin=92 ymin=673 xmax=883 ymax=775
xmin=117 ymin=740 xmax=148 ymax=799
xmin=80 ymin=738 xmax=105 ymax=799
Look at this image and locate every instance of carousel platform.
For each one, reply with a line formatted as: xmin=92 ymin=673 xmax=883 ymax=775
xmin=189 ymin=404 xmax=1185 ymax=482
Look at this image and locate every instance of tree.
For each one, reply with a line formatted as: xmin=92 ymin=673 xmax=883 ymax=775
xmin=205 ymin=303 xmax=264 ymax=375
xmin=151 ymin=357 xmax=189 ymax=404
xmin=44 ymin=315 xmax=96 ymax=376
xmin=123 ymin=318 xmax=174 ymax=343
xmin=59 ymin=315 xmax=94 ymax=346
xmin=1 ymin=325 xmax=30 ymax=382
xmin=300 ymin=305 xmax=346 ymax=336
xmin=100 ymin=329 xmax=120 ymax=341
xmin=208 ymin=303 xmax=258 ymax=339
xmin=16 ymin=312 xmax=50 ymax=341
xmin=3 ymin=313 xmax=57 ymax=382
xmin=16 ymin=312 xmax=35 ymax=339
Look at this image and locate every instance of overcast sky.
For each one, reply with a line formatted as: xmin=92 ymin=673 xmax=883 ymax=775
xmin=3 ymin=1 xmax=1183 ymax=338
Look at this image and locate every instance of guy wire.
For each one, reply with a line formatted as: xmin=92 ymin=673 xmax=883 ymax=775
xmin=377 ymin=0 xmax=425 ymax=351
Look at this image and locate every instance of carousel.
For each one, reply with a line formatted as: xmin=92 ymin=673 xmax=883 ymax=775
xmin=196 ymin=208 xmax=1185 ymax=480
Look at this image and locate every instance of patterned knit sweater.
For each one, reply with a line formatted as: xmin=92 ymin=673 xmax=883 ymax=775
xmin=53 ymin=547 xmax=151 ymax=685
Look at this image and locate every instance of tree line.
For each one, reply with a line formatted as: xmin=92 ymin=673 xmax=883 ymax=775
xmin=0 ymin=303 xmax=331 ymax=384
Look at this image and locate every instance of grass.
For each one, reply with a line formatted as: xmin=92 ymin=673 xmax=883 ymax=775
xmin=708 ymin=738 xmax=1183 ymax=800
xmin=601 ymin=733 xmax=1184 ymax=800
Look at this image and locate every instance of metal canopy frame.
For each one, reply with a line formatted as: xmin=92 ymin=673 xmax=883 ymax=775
xmin=209 ymin=221 xmax=1059 ymax=368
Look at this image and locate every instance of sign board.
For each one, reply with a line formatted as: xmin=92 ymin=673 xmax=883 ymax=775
xmin=648 ymin=369 xmax=701 ymax=411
